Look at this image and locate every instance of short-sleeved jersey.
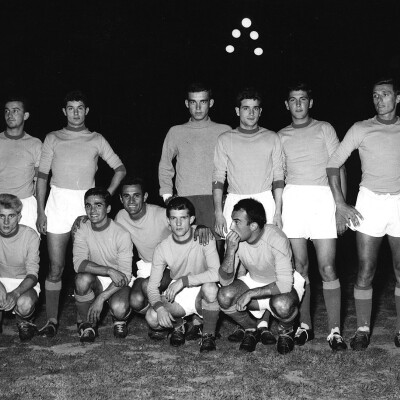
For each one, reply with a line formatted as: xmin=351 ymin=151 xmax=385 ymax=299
xmin=159 ymin=118 xmax=230 ymax=196
xmin=38 ymin=128 xmax=124 ymax=190
xmin=327 ymin=116 xmax=400 ymax=194
xmin=219 ymin=225 xmax=293 ymax=294
xmin=0 ymin=131 xmax=42 ymax=199
xmin=115 ymin=204 xmax=170 ymax=263
xmin=73 ymin=218 xmax=133 ymax=281
xmin=278 ymin=119 xmax=339 ymax=186
xmin=148 ymin=226 xmax=220 ymax=309
xmin=213 ymin=127 xmax=284 ymax=194
xmin=0 ymin=225 xmax=40 ymax=279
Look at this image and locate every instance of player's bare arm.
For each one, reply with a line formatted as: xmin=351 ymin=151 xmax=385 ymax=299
xmin=156 ymin=306 xmax=175 ymax=328
xmin=78 ymin=261 xmax=128 ymax=287
xmin=107 ymin=166 xmax=126 ymax=196
xmin=220 ymin=231 xmax=240 ymax=274
xmin=193 ymin=225 xmax=214 ymax=246
xmin=87 ymin=283 xmax=121 ymax=323
xmin=272 ymin=187 xmax=283 ymax=229
xmin=165 ymin=279 xmax=184 ymax=302
xmin=213 ymin=187 xmax=227 ymax=237
xmin=236 ymin=282 xmax=280 ymax=311
xmin=35 ymin=177 xmax=48 ymax=234
xmin=4 ymin=275 xmax=37 ymax=311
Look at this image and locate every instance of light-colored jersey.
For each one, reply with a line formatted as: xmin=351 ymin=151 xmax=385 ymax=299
xmin=0 ymin=131 xmax=42 ymax=199
xmin=148 ymin=226 xmax=220 ymax=309
xmin=219 ymin=225 xmax=293 ymax=294
xmin=159 ymin=118 xmax=230 ymax=196
xmin=278 ymin=119 xmax=339 ymax=186
xmin=73 ymin=218 xmax=132 ymax=281
xmin=213 ymin=127 xmax=284 ymax=194
xmin=327 ymin=116 xmax=400 ymax=194
xmin=0 ymin=225 xmax=40 ymax=279
xmin=38 ymin=127 xmax=124 ymax=190
xmin=115 ymin=204 xmax=170 ymax=263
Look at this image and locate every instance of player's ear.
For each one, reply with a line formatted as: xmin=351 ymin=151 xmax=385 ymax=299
xmin=23 ymin=112 xmax=30 ymax=121
xmin=190 ymin=216 xmax=195 ymax=225
xmin=259 ymin=107 xmax=262 ymax=116
xmin=249 ymin=222 xmax=258 ymax=232
xmin=62 ymin=108 xmax=67 ymax=116
xmin=17 ymin=212 xmax=22 ymax=223
xmin=144 ymin=192 xmax=148 ymax=202
xmin=185 ymin=100 xmax=189 ymax=109
xmin=235 ymin=107 xmax=240 ymax=117
xmin=209 ymin=99 xmax=214 ymax=108
xmin=285 ymin=101 xmax=289 ymax=110
xmin=309 ymin=99 xmax=314 ymax=109
xmin=107 ymin=205 xmax=111 ymax=214
xmin=85 ymin=107 xmax=89 ymax=115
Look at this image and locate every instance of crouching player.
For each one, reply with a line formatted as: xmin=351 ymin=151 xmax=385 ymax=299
xmin=0 ymin=194 xmax=40 ymax=341
xmin=218 ymin=199 xmax=305 ymax=354
xmin=145 ymin=197 xmax=220 ymax=352
xmin=73 ymin=188 xmax=133 ymax=342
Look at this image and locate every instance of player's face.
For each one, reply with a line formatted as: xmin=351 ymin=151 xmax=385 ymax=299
xmin=84 ymin=195 xmax=110 ymax=228
xmin=120 ymin=185 xmax=148 ymax=217
xmin=285 ymin=90 xmax=313 ymax=122
xmin=4 ymin=101 xmax=29 ymax=130
xmin=168 ymin=209 xmax=195 ymax=241
xmin=230 ymin=209 xmax=252 ymax=242
xmin=63 ymin=101 xmax=89 ymax=128
xmin=236 ymin=99 xmax=262 ymax=130
xmin=373 ymin=84 xmax=400 ymax=119
xmin=0 ymin=207 xmax=21 ymax=236
xmin=185 ymin=91 xmax=214 ymax=122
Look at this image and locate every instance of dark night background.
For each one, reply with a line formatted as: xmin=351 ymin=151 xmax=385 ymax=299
xmin=2 ymin=0 xmax=400 ymax=284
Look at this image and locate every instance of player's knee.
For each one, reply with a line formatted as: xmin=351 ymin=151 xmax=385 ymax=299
xmin=48 ymin=262 xmax=65 ymax=281
xmin=217 ymin=285 xmax=236 ymax=310
xmin=130 ymin=289 xmax=145 ymax=312
xmin=270 ymin=293 xmax=298 ymax=322
xmin=295 ymin=261 xmax=309 ymax=277
xmin=145 ymin=308 xmax=158 ymax=329
xmin=75 ymin=273 xmax=93 ymax=295
xmin=319 ymin=264 xmax=337 ymax=281
xmin=201 ymin=282 xmax=218 ymax=303
xmin=357 ymin=265 xmax=375 ymax=287
xmin=110 ymin=299 xmax=130 ymax=320
xmin=15 ymin=295 xmax=35 ymax=317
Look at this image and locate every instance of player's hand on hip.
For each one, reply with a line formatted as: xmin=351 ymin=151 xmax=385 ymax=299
xmin=157 ymin=307 xmax=175 ymax=328
xmin=225 ymin=230 xmax=240 ymax=253
xmin=36 ymin=212 xmax=47 ymax=235
xmin=214 ymin=213 xmax=227 ymax=238
xmin=194 ymin=225 xmax=214 ymax=246
xmin=108 ymin=268 xmax=128 ymax=287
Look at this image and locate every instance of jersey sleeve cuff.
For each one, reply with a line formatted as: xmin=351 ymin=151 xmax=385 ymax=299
xmin=114 ymin=164 xmax=126 ymax=173
xmin=326 ymin=167 xmax=340 ymax=176
xmin=154 ymin=301 xmax=164 ymax=311
xmin=181 ymin=276 xmax=189 ymax=288
xmin=212 ymin=181 xmax=224 ymax=190
xmin=26 ymin=274 xmax=38 ymax=285
xmin=37 ymin=171 xmax=49 ymax=180
xmin=219 ymin=267 xmax=234 ymax=281
xmin=77 ymin=260 xmax=89 ymax=273
xmin=272 ymin=180 xmax=285 ymax=190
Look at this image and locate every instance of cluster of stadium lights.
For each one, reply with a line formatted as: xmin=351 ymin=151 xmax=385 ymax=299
xmin=226 ymin=18 xmax=263 ymax=56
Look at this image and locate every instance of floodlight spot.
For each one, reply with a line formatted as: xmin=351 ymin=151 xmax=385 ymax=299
xmin=242 ymin=18 xmax=251 ymax=28
xmin=226 ymin=45 xmax=235 ymax=53
xmin=232 ymin=29 xmax=241 ymax=38
xmin=250 ymin=31 xmax=259 ymax=40
xmin=254 ymin=47 xmax=263 ymax=56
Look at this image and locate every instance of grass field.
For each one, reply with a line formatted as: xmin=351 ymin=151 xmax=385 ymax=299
xmin=1 ymin=242 xmax=400 ymax=399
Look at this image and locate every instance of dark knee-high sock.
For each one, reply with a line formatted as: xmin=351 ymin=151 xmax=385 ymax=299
xmin=395 ymin=284 xmax=400 ymax=332
xmin=354 ymin=285 xmax=372 ymax=330
xmin=75 ymin=291 xmax=95 ymax=324
xmin=45 ymin=279 xmax=62 ymax=324
xmin=322 ymin=279 xmax=341 ymax=332
xmin=223 ymin=305 xmax=257 ymax=330
xmin=299 ymin=278 xmax=312 ymax=329
xmin=201 ymin=299 xmax=220 ymax=335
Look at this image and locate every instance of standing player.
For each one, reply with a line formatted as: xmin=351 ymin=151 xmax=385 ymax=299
xmin=159 ymin=82 xmax=230 ymax=336
xmin=0 ymin=194 xmax=40 ymax=341
xmin=1 ymin=96 xmax=42 ymax=232
xmin=36 ymin=90 xmax=126 ymax=337
xmin=213 ymin=87 xmax=284 ymax=342
xmin=278 ymin=83 xmax=347 ymax=350
xmin=218 ymin=199 xmax=304 ymax=354
xmin=327 ymin=78 xmax=400 ymax=350
xmin=145 ymin=197 xmax=220 ymax=353
xmin=73 ymin=188 xmax=133 ymax=342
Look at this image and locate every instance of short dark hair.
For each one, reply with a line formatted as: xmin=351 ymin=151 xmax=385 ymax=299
xmin=0 ymin=193 xmax=23 ymax=214
xmin=187 ymin=82 xmax=212 ymax=99
xmin=236 ymin=87 xmax=262 ymax=107
xmin=233 ymin=198 xmax=266 ymax=229
xmin=166 ymin=197 xmax=195 ymax=218
xmin=64 ymin=90 xmax=89 ymax=108
xmin=287 ymin=82 xmax=313 ymax=100
xmin=373 ymin=78 xmax=400 ymax=95
xmin=120 ymin=177 xmax=146 ymax=195
xmin=4 ymin=95 xmax=30 ymax=113
xmin=84 ymin=187 xmax=111 ymax=207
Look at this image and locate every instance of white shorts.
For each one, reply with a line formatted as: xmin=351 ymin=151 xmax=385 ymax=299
xmin=282 ymin=185 xmax=337 ymax=239
xmin=238 ymin=271 xmax=305 ymax=319
xmin=162 ymin=281 xmax=201 ymax=317
xmin=350 ymin=186 xmax=400 ymax=237
xmin=136 ymin=260 xmax=151 ymax=279
xmin=45 ymin=186 xmax=86 ymax=234
xmin=0 ymin=277 xmax=40 ymax=297
xmin=97 ymin=275 xmax=135 ymax=292
xmin=20 ymin=196 xmax=39 ymax=235
xmin=223 ymin=191 xmax=275 ymax=237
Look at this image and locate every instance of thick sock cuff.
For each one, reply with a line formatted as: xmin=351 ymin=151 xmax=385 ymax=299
xmin=45 ymin=279 xmax=62 ymax=291
xmin=322 ymin=279 xmax=340 ymax=290
xmin=15 ymin=308 xmax=35 ymax=320
xmin=75 ymin=291 xmax=95 ymax=303
xmin=201 ymin=299 xmax=220 ymax=312
xmin=354 ymin=285 xmax=373 ymax=300
xmin=221 ymin=304 xmax=238 ymax=315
